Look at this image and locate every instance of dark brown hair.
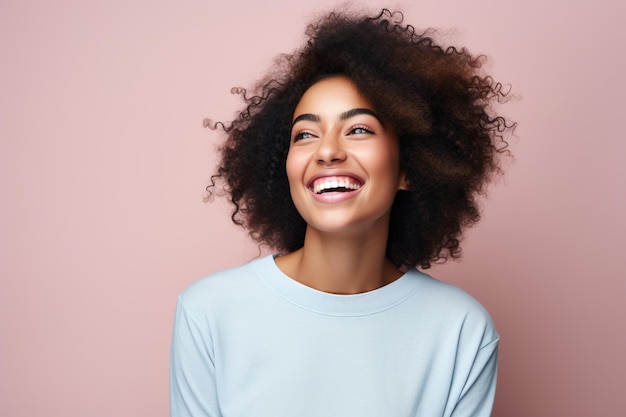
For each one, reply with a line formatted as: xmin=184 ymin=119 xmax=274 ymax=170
xmin=206 ymin=9 xmax=514 ymax=269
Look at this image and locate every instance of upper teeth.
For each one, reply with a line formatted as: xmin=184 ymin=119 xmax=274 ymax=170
xmin=313 ymin=178 xmax=361 ymax=194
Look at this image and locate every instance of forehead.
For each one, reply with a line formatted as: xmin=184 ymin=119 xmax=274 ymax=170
xmin=292 ymin=76 xmax=375 ymax=119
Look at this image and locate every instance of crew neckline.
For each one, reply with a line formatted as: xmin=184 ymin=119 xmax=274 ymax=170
xmin=253 ymin=255 xmax=424 ymax=317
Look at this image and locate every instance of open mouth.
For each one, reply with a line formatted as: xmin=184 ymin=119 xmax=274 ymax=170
xmin=311 ymin=176 xmax=363 ymax=194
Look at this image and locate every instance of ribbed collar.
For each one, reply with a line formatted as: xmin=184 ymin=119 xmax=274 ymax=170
xmin=253 ymin=255 xmax=425 ymax=317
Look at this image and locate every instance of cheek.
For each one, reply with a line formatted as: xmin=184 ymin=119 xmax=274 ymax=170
xmin=362 ymin=145 xmax=401 ymax=179
xmin=380 ymin=158 xmax=403 ymax=189
xmin=284 ymin=151 xmax=309 ymax=217
xmin=285 ymin=150 xmax=303 ymax=186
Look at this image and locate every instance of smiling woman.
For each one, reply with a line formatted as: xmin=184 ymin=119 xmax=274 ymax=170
xmin=279 ymin=76 xmax=407 ymax=293
xmin=171 ymin=7 xmax=514 ymax=417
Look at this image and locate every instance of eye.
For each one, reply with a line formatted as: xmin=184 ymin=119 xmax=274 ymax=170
xmin=348 ymin=125 xmax=374 ymax=135
xmin=292 ymin=131 xmax=316 ymax=142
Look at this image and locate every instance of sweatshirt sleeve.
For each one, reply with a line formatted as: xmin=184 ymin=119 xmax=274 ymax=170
xmin=450 ymin=338 xmax=499 ymax=417
xmin=170 ymin=296 xmax=221 ymax=417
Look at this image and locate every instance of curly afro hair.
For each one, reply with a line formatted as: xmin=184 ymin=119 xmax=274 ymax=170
xmin=205 ymin=8 xmax=514 ymax=269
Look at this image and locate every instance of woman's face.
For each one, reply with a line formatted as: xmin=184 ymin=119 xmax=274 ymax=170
xmin=286 ymin=76 xmax=406 ymax=236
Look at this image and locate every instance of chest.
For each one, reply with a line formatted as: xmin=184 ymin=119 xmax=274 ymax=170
xmin=211 ymin=305 xmax=459 ymax=417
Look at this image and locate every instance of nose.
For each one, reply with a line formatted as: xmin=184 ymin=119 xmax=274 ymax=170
xmin=315 ymin=131 xmax=347 ymax=164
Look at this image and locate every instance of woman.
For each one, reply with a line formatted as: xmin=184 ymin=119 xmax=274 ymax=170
xmin=170 ymin=8 xmax=513 ymax=417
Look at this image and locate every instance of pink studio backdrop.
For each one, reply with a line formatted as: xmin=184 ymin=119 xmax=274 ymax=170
xmin=1 ymin=0 xmax=624 ymax=416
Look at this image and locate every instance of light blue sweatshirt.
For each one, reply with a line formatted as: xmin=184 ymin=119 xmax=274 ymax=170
xmin=170 ymin=255 xmax=498 ymax=417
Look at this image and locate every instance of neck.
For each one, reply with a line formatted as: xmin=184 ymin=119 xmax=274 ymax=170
xmin=275 ymin=223 xmax=403 ymax=294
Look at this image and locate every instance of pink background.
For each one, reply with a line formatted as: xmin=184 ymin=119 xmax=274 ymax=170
xmin=1 ymin=0 xmax=624 ymax=416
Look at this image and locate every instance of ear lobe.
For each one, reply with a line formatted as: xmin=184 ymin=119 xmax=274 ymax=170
xmin=398 ymin=174 xmax=409 ymax=191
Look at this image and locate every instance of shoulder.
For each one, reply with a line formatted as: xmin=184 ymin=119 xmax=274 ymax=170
xmin=409 ymin=270 xmax=487 ymax=310
xmin=405 ymin=269 xmax=499 ymax=345
xmin=177 ymin=255 xmax=273 ymax=315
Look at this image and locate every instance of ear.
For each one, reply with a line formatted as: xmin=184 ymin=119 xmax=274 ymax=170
xmin=398 ymin=173 xmax=409 ymax=191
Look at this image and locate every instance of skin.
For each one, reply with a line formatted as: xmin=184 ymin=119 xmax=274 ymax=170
xmin=275 ymin=76 xmax=407 ymax=294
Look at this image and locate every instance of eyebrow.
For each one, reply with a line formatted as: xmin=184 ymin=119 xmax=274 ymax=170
xmin=292 ymin=108 xmax=382 ymax=127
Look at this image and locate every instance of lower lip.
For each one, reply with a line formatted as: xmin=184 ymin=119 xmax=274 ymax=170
xmin=310 ymin=187 xmax=362 ymax=203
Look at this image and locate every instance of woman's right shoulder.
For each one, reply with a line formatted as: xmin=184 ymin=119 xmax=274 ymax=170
xmin=177 ymin=255 xmax=270 ymax=310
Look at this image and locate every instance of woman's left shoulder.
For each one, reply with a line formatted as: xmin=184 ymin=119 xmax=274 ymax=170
xmin=405 ymin=269 xmax=498 ymax=339
xmin=408 ymin=269 xmax=488 ymax=306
